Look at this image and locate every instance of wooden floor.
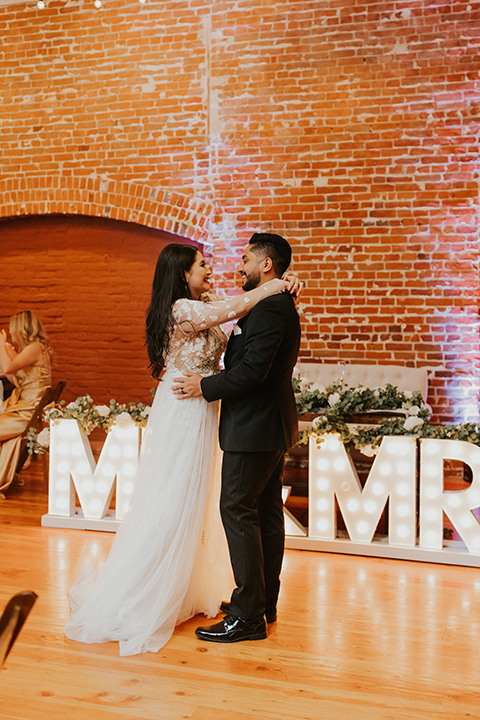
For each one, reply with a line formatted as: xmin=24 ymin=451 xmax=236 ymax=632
xmin=1 ymin=463 xmax=479 ymax=720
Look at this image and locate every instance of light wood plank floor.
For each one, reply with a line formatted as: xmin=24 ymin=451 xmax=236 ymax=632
xmin=0 ymin=462 xmax=479 ymax=719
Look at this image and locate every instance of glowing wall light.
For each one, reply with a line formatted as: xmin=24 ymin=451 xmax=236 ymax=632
xmin=309 ymin=434 xmax=417 ymax=547
xmin=48 ymin=419 xmax=141 ymax=520
xmin=420 ymin=439 xmax=480 ymax=553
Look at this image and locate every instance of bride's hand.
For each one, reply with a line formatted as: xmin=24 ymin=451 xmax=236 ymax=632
xmin=282 ymin=274 xmax=304 ymax=301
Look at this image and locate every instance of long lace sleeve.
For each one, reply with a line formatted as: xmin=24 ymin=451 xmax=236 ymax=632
xmin=172 ymin=279 xmax=285 ymax=334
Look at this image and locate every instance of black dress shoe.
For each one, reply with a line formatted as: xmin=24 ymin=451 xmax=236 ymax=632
xmin=195 ymin=615 xmax=267 ymax=643
xmin=220 ymin=601 xmax=277 ymax=624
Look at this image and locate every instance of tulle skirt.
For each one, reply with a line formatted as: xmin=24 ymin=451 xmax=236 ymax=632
xmin=64 ymin=369 xmax=233 ymax=656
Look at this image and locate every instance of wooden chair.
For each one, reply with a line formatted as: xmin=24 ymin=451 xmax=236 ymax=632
xmin=0 ymin=591 xmax=38 ymax=668
xmin=15 ymin=380 xmax=66 ymax=476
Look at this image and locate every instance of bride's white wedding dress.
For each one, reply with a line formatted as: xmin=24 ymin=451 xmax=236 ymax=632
xmin=64 ymin=295 xmax=248 ymax=656
xmin=65 ymin=280 xmax=284 ymax=656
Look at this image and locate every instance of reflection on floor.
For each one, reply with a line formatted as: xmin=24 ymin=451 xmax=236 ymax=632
xmin=0 ymin=459 xmax=479 ymax=720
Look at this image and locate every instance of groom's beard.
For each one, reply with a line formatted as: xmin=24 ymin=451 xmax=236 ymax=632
xmin=241 ymin=270 xmax=261 ymax=292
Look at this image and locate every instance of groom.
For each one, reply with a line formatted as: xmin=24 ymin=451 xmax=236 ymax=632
xmin=175 ymin=233 xmax=301 ymax=643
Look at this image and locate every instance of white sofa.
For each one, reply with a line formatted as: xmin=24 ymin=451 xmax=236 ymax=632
xmin=295 ymin=362 xmax=428 ymax=400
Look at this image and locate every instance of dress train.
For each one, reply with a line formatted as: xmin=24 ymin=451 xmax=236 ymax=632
xmin=65 ymin=370 xmax=233 ymax=656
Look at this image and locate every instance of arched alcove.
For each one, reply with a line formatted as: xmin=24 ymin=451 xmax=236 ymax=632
xmin=1 ymin=214 xmax=199 ymax=403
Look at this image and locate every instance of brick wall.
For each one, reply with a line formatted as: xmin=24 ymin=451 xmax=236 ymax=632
xmin=1 ymin=214 xmax=192 ymax=403
xmin=0 ymin=0 xmax=479 ymax=421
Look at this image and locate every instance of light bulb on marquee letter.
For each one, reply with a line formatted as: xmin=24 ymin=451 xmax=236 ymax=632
xmin=48 ymin=419 xmax=141 ymax=521
xmin=309 ymin=434 xmax=416 ymax=547
xmin=420 ymin=439 xmax=480 ymax=553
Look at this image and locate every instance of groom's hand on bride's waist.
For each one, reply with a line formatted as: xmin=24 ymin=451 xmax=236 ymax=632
xmin=172 ymin=371 xmax=203 ymax=399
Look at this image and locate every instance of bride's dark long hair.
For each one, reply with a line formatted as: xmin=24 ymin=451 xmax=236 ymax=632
xmin=146 ymin=243 xmax=198 ymax=380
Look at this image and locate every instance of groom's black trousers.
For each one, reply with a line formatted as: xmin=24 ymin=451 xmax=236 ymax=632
xmin=220 ymin=449 xmax=285 ymax=621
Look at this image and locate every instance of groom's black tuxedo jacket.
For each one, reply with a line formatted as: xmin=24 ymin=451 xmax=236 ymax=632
xmin=201 ymin=292 xmax=301 ymax=452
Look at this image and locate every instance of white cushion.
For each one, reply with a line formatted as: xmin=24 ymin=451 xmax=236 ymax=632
xmin=295 ymin=362 xmax=428 ymax=400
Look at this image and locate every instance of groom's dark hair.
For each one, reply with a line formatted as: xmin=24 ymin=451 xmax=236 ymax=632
xmin=249 ymin=232 xmax=292 ymax=276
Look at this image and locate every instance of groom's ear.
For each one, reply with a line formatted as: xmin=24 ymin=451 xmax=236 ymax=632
xmin=261 ymin=256 xmax=274 ymax=273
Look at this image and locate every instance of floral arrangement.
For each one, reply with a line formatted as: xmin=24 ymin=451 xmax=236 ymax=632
xmin=293 ymin=376 xmax=480 ymax=455
xmin=27 ymin=395 xmax=152 ymax=455
xmin=27 ymin=379 xmax=480 ymax=458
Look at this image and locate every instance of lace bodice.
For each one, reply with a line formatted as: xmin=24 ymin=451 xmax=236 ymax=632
xmin=166 ymin=298 xmax=230 ymax=376
xmin=165 ymin=280 xmax=285 ymax=376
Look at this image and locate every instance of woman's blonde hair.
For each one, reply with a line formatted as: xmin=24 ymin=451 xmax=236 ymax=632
xmin=9 ymin=311 xmax=52 ymax=354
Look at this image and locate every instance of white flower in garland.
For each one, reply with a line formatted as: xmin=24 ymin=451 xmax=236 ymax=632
xmin=95 ymin=404 xmax=110 ymax=417
xmin=115 ymin=411 xmax=134 ymax=428
xmin=328 ymin=392 xmax=341 ymax=407
xmin=66 ymin=401 xmax=79 ymax=411
xmin=360 ymin=444 xmax=378 ymax=457
xmin=37 ymin=428 xmax=50 ymax=448
xmin=140 ymin=407 xmax=151 ymax=418
xmin=405 ymin=405 xmax=420 ymax=416
xmin=404 ymin=416 xmax=424 ymax=431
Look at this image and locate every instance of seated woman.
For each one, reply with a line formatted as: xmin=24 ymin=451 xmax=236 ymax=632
xmin=0 ymin=311 xmax=52 ymax=495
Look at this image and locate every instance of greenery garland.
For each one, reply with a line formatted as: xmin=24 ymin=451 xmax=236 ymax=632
xmin=27 ymin=394 xmax=151 ymax=455
xmin=293 ymin=378 xmax=480 ymax=454
xmin=27 ymin=379 xmax=480 ymax=458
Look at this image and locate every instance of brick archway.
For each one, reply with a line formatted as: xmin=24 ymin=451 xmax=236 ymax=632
xmin=0 ymin=175 xmax=213 ymax=244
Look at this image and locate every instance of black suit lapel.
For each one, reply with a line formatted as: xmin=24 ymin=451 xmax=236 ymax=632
xmin=224 ymin=315 xmax=248 ymax=370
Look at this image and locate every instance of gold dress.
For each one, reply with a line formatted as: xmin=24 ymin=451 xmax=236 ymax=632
xmin=0 ymin=362 xmax=51 ymax=493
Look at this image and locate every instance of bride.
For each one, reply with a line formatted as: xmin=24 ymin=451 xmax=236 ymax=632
xmin=64 ymin=242 xmax=295 ymax=656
